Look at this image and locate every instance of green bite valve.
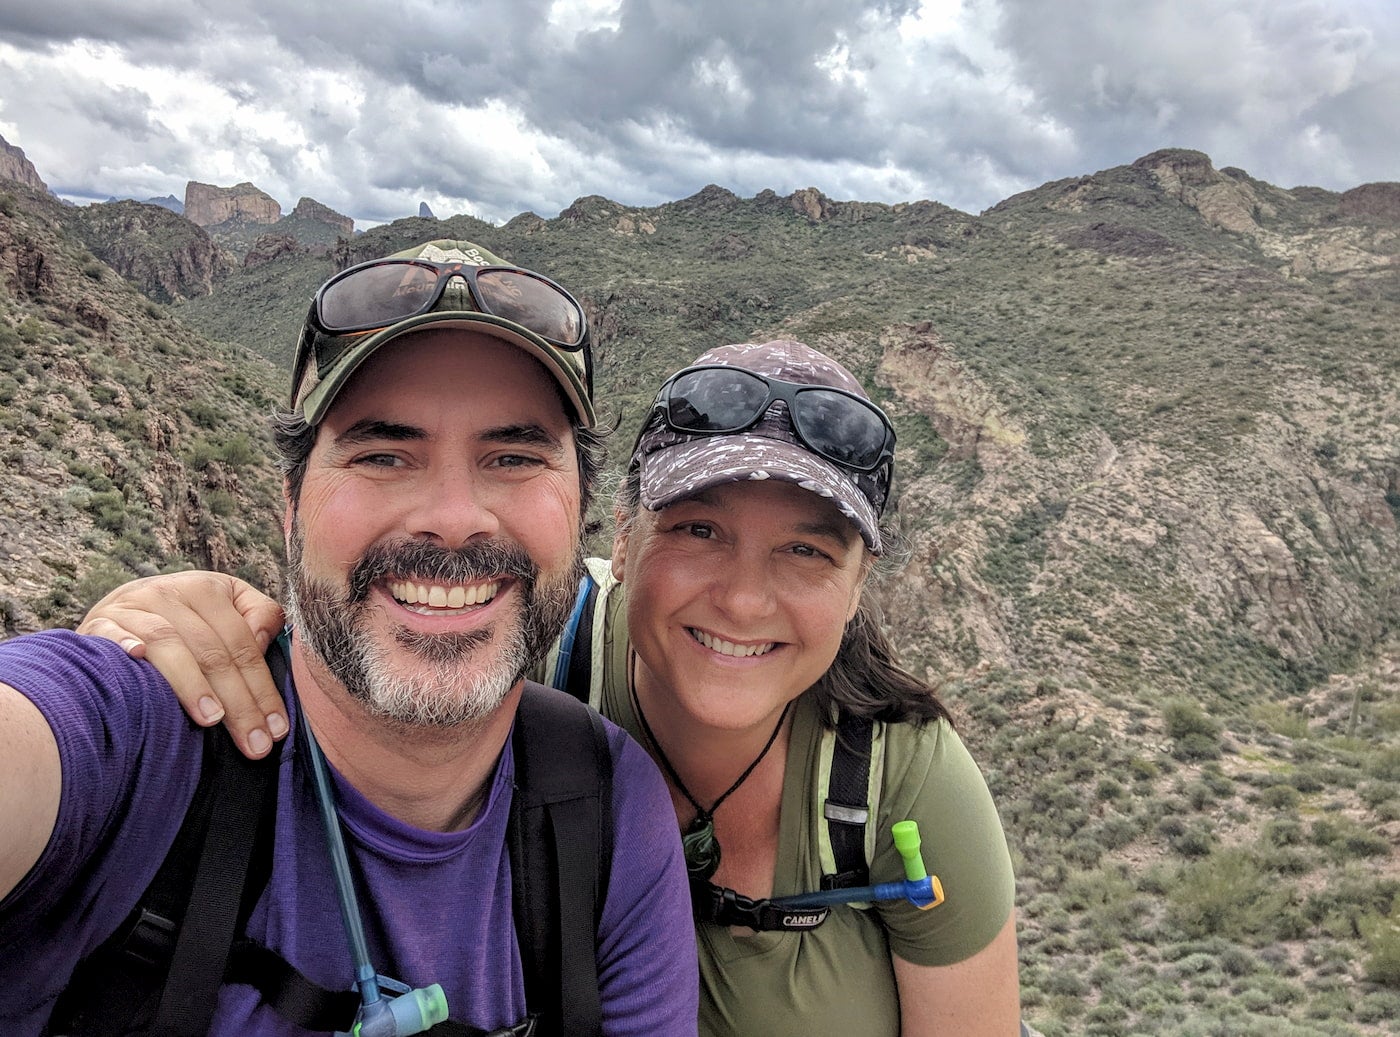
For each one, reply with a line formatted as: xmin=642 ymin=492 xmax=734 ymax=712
xmin=351 ymin=983 xmax=449 ymax=1037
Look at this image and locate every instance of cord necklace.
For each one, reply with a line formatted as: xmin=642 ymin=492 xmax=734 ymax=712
xmin=627 ymin=649 xmax=791 ymax=881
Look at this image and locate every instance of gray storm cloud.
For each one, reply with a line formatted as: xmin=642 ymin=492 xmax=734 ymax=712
xmin=0 ymin=0 xmax=1393 ymax=224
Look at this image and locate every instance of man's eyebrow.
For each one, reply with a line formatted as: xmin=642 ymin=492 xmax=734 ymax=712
xmin=334 ymin=419 xmax=426 ymax=445
xmin=481 ymin=423 xmax=566 ymax=449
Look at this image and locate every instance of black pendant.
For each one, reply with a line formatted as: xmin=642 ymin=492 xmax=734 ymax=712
xmin=682 ymin=814 xmax=721 ymax=881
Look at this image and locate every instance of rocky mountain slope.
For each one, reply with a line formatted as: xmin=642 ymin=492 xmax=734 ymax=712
xmin=1 ymin=146 xmax=1397 ymax=1035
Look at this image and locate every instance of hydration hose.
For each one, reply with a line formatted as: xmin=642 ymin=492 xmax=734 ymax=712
xmin=694 ymin=819 xmax=944 ymax=931
xmin=769 ymin=819 xmax=945 ymax=912
xmin=300 ymin=717 xmax=450 ymax=1036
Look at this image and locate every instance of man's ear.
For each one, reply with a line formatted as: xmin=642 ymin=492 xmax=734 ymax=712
xmin=283 ymin=480 xmax=295 ymax=554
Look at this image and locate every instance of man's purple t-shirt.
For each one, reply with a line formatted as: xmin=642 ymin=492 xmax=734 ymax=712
xmin=0 ymin=631 xmax=698 ymax=1035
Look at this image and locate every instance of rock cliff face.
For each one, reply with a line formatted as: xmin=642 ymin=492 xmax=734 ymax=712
xmin=183 ymin=181 xmax=281 ymax=227
xmin=243 ymin=233 xmax=302 ymax=269
xmin=1339 ymin=182 xmax=1400 ymax=221
xmin=289 ymin=196 xmax=353 ymax=236
xmin=0 ymin=135 xmax=49 ymax=192
xmin=69 ymin=200 xmax=233 ymax=301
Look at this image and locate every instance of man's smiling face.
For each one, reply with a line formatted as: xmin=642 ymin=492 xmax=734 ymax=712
xmin=284 ymin=328 xmax=584 ymax=727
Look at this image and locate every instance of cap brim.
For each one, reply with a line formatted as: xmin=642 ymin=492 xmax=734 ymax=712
xmin=299 ymin=310 xmax=594 ymax=427
xmin=638 ymin=432 xmax=882 ymax=553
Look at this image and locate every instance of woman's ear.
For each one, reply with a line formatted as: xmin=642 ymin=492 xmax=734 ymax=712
xmin=847 ymin=554 xmax=874 ymax=622
xmin=610 ymin=515 xmax=629 ymax=583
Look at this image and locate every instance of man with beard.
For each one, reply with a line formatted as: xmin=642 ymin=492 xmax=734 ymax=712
xmin=0 ymin=241 xmax=698 ymax=1036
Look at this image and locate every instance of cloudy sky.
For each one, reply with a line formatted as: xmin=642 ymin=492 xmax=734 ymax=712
xmin=1 ymin=0 xmax=1396 ymax=227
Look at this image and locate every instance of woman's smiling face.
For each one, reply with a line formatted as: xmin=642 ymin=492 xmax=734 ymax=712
xmin=613 ymin=478 xmax=870 ymax=735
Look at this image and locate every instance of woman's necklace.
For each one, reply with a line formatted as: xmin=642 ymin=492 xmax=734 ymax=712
xmin=628 ymin=650 xmax=791 ymax=882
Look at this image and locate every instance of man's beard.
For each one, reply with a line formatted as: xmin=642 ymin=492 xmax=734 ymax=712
xmin=285 ymin=524 xmax=583 ymax=727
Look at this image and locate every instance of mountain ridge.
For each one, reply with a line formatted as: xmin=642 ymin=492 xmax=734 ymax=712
xmin=1 ymin=143 xmax=1397 ymax=1034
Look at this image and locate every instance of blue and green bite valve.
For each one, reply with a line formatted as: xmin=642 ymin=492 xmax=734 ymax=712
xmin=768 ymin=819 xmax=945 ymax=912
xmin=349 ymin=979 xmax=448 ymax=1037
xmin=890 ymin=819 xmax=944 ymax=910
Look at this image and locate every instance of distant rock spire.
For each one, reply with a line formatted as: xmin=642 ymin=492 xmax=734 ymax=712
xmin=419 ymin=201 xmax=436 ymax=219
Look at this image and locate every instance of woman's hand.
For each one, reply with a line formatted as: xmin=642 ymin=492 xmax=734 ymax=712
xmin=77 ymin=572 xmax=288 ymax=759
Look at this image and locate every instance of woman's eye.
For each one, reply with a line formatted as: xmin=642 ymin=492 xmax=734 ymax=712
xmin=790 ymin=543 xmax=832 ymax=561
xmin=683 ymin=523 xmax=715 ymax=539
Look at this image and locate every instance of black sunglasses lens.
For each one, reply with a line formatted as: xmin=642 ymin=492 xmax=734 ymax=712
xmin=475 ymin=270 xmax=584 ymax=347
xmin=666 ymin=368 xmax=770 ymax=432
xmin=320 ymin=262 xmax=440 ymax=330
xmin=792 ymin=389 xmax=887 ymax=469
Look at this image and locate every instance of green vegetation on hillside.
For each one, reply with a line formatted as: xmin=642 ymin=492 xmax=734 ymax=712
xmin=2 ymin=149 xmax=1397 ymax=1033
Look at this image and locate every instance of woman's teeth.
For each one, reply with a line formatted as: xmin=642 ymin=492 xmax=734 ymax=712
xmin=690 ymin=628 xmax=775 ymax=657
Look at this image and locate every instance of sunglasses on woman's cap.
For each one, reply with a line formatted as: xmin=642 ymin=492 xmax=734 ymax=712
xmin=290 ymin=240 xmax=594 ymax=426
xmin=653 ymin=365 xmax=896 ymax=476
xmin=633 ymin=341 xmax=897 ymax=553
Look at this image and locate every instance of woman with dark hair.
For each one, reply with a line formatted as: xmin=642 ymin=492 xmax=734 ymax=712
xmin=83 ymin=339 xmax=1021 ymax=1035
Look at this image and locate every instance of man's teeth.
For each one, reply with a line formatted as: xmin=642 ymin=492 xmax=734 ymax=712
xmin=389 ymin=580 xmax=500 ymax=609
xmin=690 ymin=629 xmax=775 ymax=658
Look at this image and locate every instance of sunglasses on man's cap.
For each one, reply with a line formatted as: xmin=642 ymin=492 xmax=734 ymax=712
xmin=290 ymin=244 xmax=595 ymax=426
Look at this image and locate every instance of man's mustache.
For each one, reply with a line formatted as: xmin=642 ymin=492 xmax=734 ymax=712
xmin=346 ymin=538 xmax=539 ymax=602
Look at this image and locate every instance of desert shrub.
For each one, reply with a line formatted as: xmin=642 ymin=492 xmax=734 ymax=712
xmin=1166 ymin=849 xmax=1300 ymax=942
xmin=17 ymin=317 xmax=42 ymax=343
xmin=87 ymin=490 xmax=127 ymax=533
xmin=1169 ymin=821 xmax=1216 ymax=858
xmin=1164 ymin=697 xmax=1222 ymax=759
xmin=1362 ymin=904 xmax=1400 ymax=985
xmin=1365 ymin=747 xmax=1400 ymax=782
xmin=74 ymin=556 xmax=135 ymax=609
xmin=1258 ymin=784 xmax=1301 ymax=810
xmin=1311 ymin=817 xmax=1391 ymax=859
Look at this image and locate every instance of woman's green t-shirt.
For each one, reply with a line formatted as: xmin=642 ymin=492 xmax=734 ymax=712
xmin=540 ymin=560 xmax=1016 ymax=1036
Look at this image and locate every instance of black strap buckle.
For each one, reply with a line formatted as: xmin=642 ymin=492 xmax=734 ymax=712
xmin=692 ymin=880 xmax=829 ymax=932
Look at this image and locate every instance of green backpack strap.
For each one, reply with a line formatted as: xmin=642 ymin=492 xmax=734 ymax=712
xmin=820 ymin=712 xmax=877 ymax=891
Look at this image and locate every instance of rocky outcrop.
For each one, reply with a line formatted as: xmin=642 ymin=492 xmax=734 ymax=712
xmin=289 ymin=196 xmax=353 ymax=237
xmin=184 ymin=181 xmax=281 ymax=227
xmin=1134 ymin=149 xmax=1265 ymax=234
xmin=0 ymin=135 xmax=48 ymax=192
xmin=559 ymin=195 xmax=626 ymax=223
xmin=1 ymin=237 xmax=57 ymax=298
xmin=69 ymin=200 xmax=232 ymax=301
xmin=419 ymin=201 xmax=436 ymax=219
xmin=243 ymin=233 xmax=302 ymax=269
xmin=1339 ymin=182 xmax=1400 ymax=222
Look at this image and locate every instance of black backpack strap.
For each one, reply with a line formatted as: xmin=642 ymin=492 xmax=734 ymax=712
xmin=508 ymin=682 xmax=614 ymax=1037
xmin=820 ymin=712 xmax=874 ymax=891
xmin=550 ymin=573 xmax=599 ymax=703
xmin=49 ymin=665 xmax=280 ymax=1036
